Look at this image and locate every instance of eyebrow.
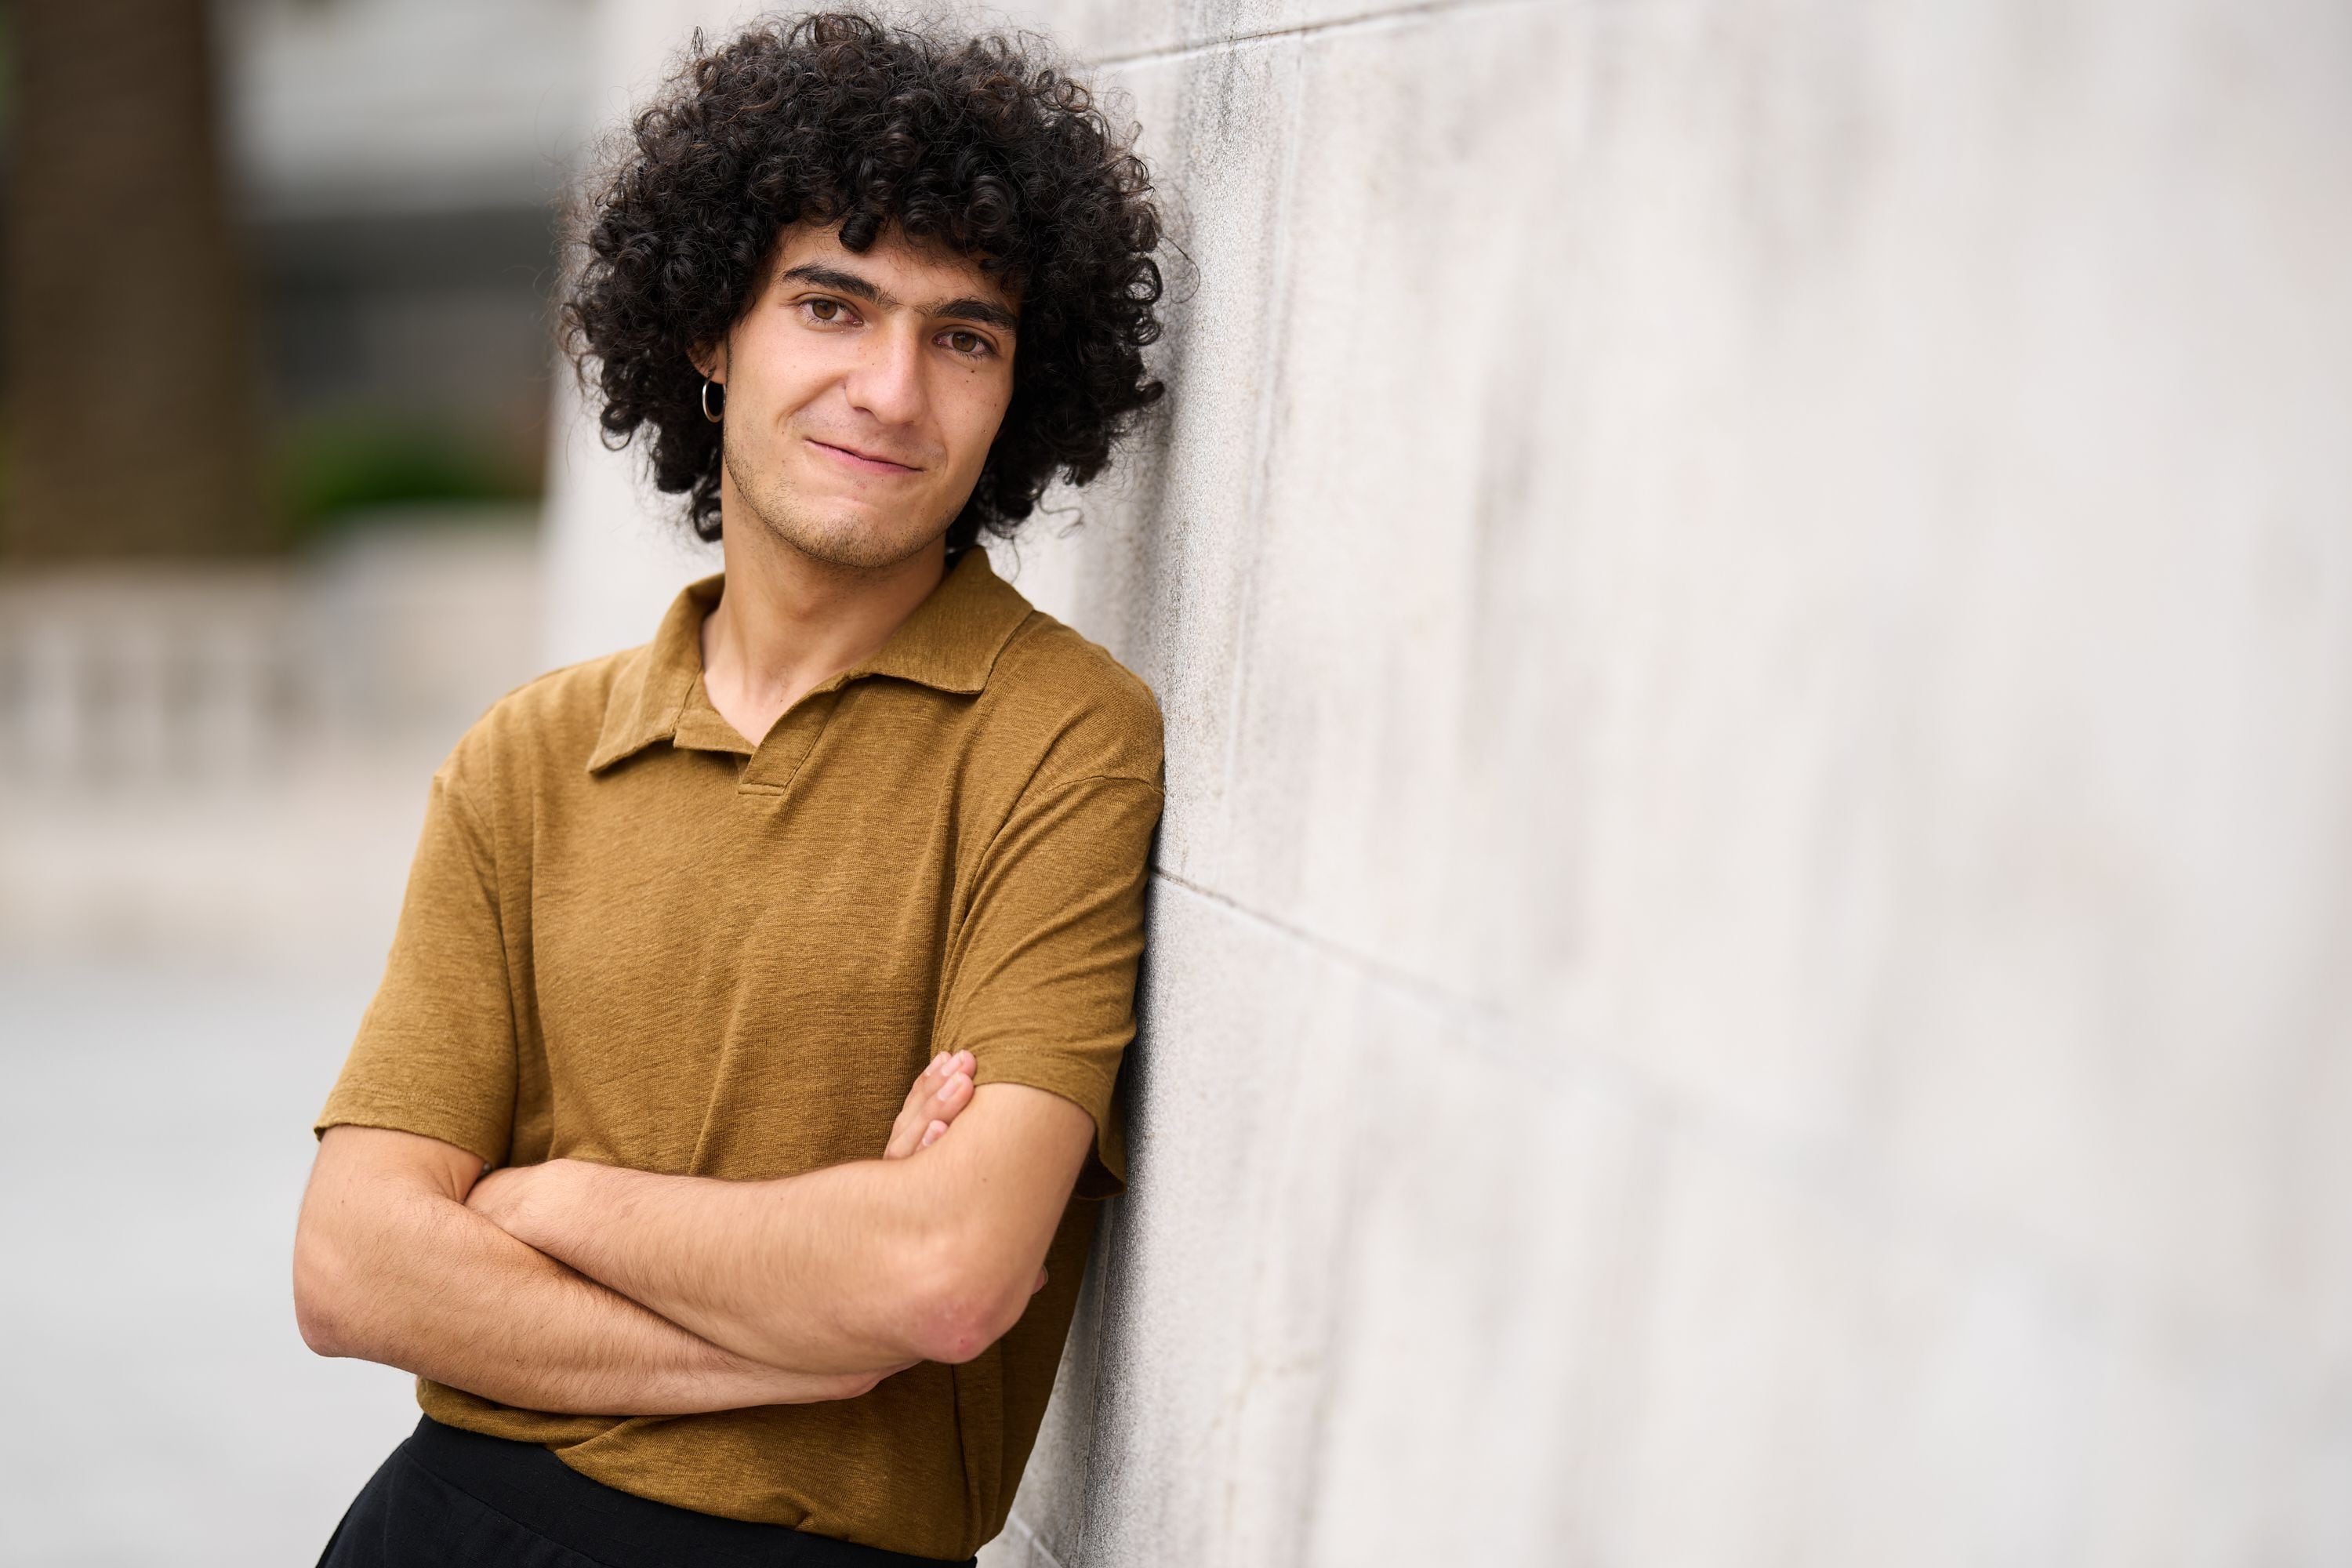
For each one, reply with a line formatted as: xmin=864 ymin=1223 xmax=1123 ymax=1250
xmin=779 ymin=263 xmax=1019 ymax=334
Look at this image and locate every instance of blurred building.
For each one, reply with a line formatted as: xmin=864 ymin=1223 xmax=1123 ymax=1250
xmin=0 ymin=0 xmax=590 ymax=959
xmin=221 ymin=0 xmax=594 ymax=524
xmin=2 ymin=13 xmax=601 ymax=1559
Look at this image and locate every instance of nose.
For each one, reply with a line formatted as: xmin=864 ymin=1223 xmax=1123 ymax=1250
xmin=841 ymin=321 xmax=927 ymax=429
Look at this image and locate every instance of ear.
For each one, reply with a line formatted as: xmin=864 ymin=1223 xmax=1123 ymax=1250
xmin=689 ymin=339 xmax=729 ymax=384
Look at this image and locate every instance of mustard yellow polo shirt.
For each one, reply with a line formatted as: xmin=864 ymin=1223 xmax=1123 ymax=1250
xmin=313 ymin=545 xmax=1163 ymax=1560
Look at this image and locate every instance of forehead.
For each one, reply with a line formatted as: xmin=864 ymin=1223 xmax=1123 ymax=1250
xmin=766 ymin=220 xmax=1018 ymax=310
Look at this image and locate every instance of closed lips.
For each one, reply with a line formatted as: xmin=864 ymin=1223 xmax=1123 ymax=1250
xmin=810 ymin=437 xmax=920 ymax=472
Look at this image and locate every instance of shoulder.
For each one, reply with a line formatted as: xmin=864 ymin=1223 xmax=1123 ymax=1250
xmin=436 ymin=644 xmax=644 ymax=800
xmin=978 ymin=609 xmax=1164 ymax=792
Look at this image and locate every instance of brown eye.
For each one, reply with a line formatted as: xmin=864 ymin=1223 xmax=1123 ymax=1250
xmin=808 ymin=299 xmax=843 ymax=321
xmin=948 ymin=331 xmax=981 ymax=354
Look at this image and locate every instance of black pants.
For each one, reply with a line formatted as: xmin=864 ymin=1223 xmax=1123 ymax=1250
xmin=316 ymin=1414 xmax=977 ymax=1567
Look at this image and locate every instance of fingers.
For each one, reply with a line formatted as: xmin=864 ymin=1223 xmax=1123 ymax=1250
xmin=930 ymin=1051 xmax=975 ymax=1112
xmin=884 ymin=1051 xmax=978 ymax=1160
xmin=910 ymin=1050 xmax=972 ymax=1107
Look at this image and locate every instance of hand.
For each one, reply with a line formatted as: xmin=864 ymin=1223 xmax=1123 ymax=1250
xmin=464 ymin=1159 xmax=564 ymax=1243
xmin=882 ymin=1050 xmax=977 ymax=1160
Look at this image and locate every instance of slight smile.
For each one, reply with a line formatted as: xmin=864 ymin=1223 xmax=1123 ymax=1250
xmin=807 ymin=437 xmax=922 ymax=475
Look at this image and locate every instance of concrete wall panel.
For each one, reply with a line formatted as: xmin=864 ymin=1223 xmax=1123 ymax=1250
xmin=1002 ymin=0 xmax=1465 ymax=66
xmin=1040 ymin=881 xmax=1377 ymax=1566
xmin=974 ymin=884 xmax=1374 ymax=1568
xmin=1615 ymin=1130 xmax=2352 ymax=1566
xmin=1000 ymin=39 xmax=1308 ymax=896
xmin=1295 ymin=1013 xmax=1655 ymax=1568
xmin=989 ymin=0 xmax=2352 ymax=1562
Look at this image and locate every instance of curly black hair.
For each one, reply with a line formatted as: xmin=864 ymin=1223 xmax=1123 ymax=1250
xmin=560 ymin=10 xmax=1167 ymax=554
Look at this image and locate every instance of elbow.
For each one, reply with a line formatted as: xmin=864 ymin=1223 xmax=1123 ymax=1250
xmin=294 ymin=1301 xmax=347 ymax=1359
xmin=899 ymin=1238 xmax=1029 ymax=1367
xmin=909 ymin=1299 xmax=1000 ymax=1367
xmin=907 ymin=1297 xmax=1011 ymax=1367
xmin=290 ymin=1222 xmax=358 ymax=1359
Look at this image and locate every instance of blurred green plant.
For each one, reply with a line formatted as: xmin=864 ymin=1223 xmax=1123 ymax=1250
xmin=273 ymin=419 xmax=542 ymax=546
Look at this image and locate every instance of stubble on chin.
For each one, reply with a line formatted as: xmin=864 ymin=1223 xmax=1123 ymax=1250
xmin=721 ymin=426 xmax=953 ymax=571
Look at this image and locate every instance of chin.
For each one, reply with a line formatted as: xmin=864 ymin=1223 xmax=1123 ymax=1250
xmin=777 ymin=509 xmax=942 ymax=571
xmin=727 ymin=445 xmax=950 ymax=570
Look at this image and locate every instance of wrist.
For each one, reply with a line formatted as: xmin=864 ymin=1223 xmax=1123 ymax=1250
xmin=510 ymin=1157 xmax=592 ymax=1254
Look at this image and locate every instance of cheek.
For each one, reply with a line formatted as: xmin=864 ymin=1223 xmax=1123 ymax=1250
xmin=734 ymin=330 xmax=833 ymax=423
xmin=946 ymin=374 xmax=1016 ymax=470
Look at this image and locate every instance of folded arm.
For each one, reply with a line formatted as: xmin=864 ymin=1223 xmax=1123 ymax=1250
xmin=472 ymin=1078 xmax=1096 ymax=1374
xmin=291 ymin=1124 xmax=912 ymax=1414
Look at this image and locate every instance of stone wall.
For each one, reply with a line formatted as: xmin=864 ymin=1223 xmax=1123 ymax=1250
xmin=550 ymin=3 xmax=2352 ymax=1562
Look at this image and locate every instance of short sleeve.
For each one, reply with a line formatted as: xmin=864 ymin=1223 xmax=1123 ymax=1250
xmin=937 ymin=773 xmax=1163 ymax=1200
xmin=313 ymin=762 xmax=520 ymax=1166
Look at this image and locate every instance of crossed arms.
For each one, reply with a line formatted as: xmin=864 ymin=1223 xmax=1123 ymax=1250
xmin=290 ymin=1049 xmax=1095 ymax=1417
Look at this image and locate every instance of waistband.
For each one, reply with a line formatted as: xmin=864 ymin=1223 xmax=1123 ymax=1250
xmin=399 ymin=1414 xmax=977 ymax=1567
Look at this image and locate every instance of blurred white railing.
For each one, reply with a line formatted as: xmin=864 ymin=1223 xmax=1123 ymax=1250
xmin=0 ymin=510 xmax=545 ymax=960
xmin=0 ymin=508 xmax=542 ymax=793
xmin=0 ymin=568 xmax=307 ymax=787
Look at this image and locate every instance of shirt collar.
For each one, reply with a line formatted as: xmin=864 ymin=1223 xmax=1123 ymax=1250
xmin=586 ymin=546 xmax=1032 ymax=773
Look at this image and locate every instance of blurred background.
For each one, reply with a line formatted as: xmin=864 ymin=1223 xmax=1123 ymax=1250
xmin=0 ymin=0 xmax=577 ymax=960
xmin=5 ymin=1 xmax=2351 ymax=1565
xmin=2 ymin=3 xmax=601 ymax=1562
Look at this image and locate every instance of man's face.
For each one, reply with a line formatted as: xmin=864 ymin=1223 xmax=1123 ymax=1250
xmin=702 ymin=221 xmax=1019 ymax=570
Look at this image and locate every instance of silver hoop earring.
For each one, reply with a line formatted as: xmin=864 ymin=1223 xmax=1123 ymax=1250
xmin=701 ymin=377 xmax=724 ymax=423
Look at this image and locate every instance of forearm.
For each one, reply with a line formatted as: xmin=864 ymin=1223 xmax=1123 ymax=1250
xmin=497 ymin=1085 xmax=1094 ymax=1375
xmin=303 ymin=1179 xmax=879 ymax=1414
xmin=510 ymin=1156 xmax=944 ymax=1377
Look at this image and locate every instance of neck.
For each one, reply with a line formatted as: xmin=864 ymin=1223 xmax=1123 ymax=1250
xmin=699 ymin=514 xmax=950 ymax=746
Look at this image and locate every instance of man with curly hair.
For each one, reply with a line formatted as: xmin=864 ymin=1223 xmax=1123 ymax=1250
xmin=292 ymin=13 xmax=1167 ymax=1566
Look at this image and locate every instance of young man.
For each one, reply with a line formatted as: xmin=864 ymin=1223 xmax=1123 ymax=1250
xmin=292 ymin=15 xmax=1168 ymax=1566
